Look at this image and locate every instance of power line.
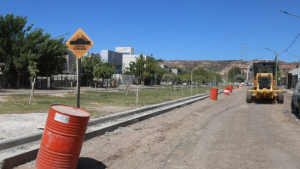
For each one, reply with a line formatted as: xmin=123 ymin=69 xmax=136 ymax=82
xmin=191 ymin=40 xmax=300 ymax=58
xmin=286 ymin=51 xmax=300 ymax=58
xmin=53 ymin=32 xmax=70 ymax=39
xmin=278 ymin=34 xmax=300 ymax=56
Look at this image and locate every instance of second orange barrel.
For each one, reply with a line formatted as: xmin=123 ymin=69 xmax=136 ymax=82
xmin=224 ymin=87 xmax=230 ymax=95
xmin=36 ymin=104 xmax=90 ymax=169
xmin=229 ymin=85 xmax=233 ymax=93
xmin=210 ymin=88 xmax=218 ymax=100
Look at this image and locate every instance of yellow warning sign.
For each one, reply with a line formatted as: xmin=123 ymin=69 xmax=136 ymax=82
xmin=66 ymin=28 xmax=94 ymax=59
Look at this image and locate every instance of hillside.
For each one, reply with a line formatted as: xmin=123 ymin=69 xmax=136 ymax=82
xmin=163 ymin=60 xmax=297 ymax=76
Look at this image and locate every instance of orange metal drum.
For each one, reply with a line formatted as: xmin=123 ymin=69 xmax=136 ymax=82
xmin=229 ymin=85 xmax=233 ymax=93
xmin=210 ymin=88 xmax=218 ymax=100
xmin=224 ymin=87 xmax=230 ymax=95
xmin=36 ymin=104 xmax=90 ymax=169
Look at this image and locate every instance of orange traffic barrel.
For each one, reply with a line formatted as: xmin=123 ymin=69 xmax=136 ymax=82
xmin=210 ymin=88 xmax=218 ymax=100
xmin=224 ymin=87 xmax=230 ymax=95
xmin=36 ymin=104 xmax=90 ymax=169
xmin=229 ymin=85 xmax=233 ymax=93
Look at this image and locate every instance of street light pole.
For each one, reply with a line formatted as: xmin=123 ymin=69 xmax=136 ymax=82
xmin=265 ymin=48 xmax=278 ymax=86
xmin=247 ymin=65 xmax=251 ymax=82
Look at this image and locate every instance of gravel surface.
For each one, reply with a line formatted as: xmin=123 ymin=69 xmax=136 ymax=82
xmin=15 ymin=87 xmax=300 ymax=169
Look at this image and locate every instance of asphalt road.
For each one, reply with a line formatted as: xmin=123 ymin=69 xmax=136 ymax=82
xmin=16 ymin=87 xmax=300 ymax=169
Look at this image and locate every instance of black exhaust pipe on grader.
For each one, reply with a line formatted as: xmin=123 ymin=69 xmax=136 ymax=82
xmin=246 ymin=61 xmax=284 ymax=103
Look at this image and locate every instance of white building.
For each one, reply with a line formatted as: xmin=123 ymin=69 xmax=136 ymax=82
xmin=123 ymin=54 xmax=149 ymax=73
xmin=159 ymin=64 xmax=169 ymax=72
xmin=83 ymin=52 xmax=101 ymax=58
xmin=100 ymin=50 xmax=123 ymax=74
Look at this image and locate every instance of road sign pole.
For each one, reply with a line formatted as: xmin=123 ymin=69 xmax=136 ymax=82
xmin=66 ymin=28 xmax=93 ymax=108
xmin=77 ymin=58 xmax=81 ymax=108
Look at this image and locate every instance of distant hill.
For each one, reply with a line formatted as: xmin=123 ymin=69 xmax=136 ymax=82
xmin=162 ymin=60 xmax=298 ymax=76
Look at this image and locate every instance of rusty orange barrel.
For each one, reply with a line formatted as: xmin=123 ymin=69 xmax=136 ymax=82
xmin=36 ymin=104 xmax=90 ymax=169
xmin=229 ymin=85 xmax=233 ymax=93
xmin=224 ymin=87 xmax=230 ymax=95
xmin=210 ymin=88 xmax=218 ymax=100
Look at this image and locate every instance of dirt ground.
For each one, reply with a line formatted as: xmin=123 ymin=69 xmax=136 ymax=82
xmin=15 ymin=87 xmax=300 ymax=169
xmin=0 ymin=105 xmax=132 ymax=140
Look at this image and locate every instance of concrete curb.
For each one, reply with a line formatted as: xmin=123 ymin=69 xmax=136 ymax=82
xmin=0 ymin=90 xmax=224 ymax=169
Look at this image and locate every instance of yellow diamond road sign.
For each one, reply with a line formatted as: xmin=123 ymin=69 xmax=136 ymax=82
xmin=66 ymin=28 xmax=94 ymax=59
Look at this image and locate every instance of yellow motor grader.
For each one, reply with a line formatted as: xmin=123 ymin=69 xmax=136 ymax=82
xmin=246 ymin=61 xmax=284 ymax=103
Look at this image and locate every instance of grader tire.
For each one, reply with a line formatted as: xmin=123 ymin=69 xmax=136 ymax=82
xmin=246 ymin=93 xmax=253 ymax=103
xmin=277 ymin=92 xmax=284 ymax=104
xmin=291 ymin=101 xmax=298 ymax=114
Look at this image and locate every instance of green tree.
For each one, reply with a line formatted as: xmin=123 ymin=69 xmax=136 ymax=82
xmin=27 ymin=51 xmax=39 ymax=81
xmin=36 ymin=37 xmax=66 ymax=76
xmin=15 ymin=28 xmax=48 ymax=86
xmin=93 ymin=62 xmax=115 ymax=88
xmin=0 ymin=14 xmax=33 ymax=87
xmin=145 ymin=56 xmax=163 ymax=85
xmin=234 ymin=74 xmax=245 ymax=83
xmin=0 ymin=14 xmax=67 ymax=87
xmin=180 ymin=71 xmax=191 ymax=84
xmin=227 ymin=67 xmax=241 ymax=82
xmin=128 ymin=54 xmax=146 ymax=84
xmin=81 ymin=55 xmax=102 ymax=82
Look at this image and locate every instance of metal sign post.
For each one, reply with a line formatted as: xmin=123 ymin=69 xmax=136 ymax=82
xmin=66 ymin=28 xmax=93 ymax=108
xmin=77 ymin=58 xmax=81 ymax=108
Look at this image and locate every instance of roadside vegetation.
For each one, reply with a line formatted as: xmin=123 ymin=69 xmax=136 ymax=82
xmin=0 ymin=86 xmax=213 ymax=117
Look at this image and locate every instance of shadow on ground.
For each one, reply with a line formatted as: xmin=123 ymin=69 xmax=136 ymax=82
xmin=77 ymin=157 xmax=107 ymax=169
xmin=254 ymin=100 xmax=276 ymax=104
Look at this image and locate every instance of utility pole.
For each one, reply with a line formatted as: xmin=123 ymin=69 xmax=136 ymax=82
xmin=245 ymin=44 xmax=247 ymax=61
xmin=241 ymin=44 xmax=243 ymax=60
xmin=247 ymin=65 xmax=251 ymax=82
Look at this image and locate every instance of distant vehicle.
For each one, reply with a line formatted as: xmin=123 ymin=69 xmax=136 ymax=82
xmin=291 ymin=81 xmax=300 ymax=116
xmin=182 ymin=82 xmax=187 ymax=85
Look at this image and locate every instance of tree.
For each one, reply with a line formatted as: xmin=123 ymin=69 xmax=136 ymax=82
xmin=227 ymin=67 xmax=241 ymax=82
xmin=93 ymin=62 xmax=115 ymax=88
xmin=127 ymin=54 xmax=165 ymax=85
xmin=36 ymin=37 xmax=67 ymax=76
xmin=0 ymin=14 xmax=33 ymax=87
xmin=234 ymin=74 xmax=245 ymax=83
xmin=180 ymin=72 xmax=192 ymax=84
xmin=0 ymin=14 xmax=67 ymax=87
xmin=15 ymin=28 xmax=48 ymax=86
xmin=145 ymin=56 xmax=162 ymax=85
xmin=81 ymin=55 xmax=102 ymax=83
xmin=128 ymin=54 xmax=146 ymax=84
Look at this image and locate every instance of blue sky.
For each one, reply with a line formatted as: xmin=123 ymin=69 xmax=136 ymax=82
xmin=1 ymin=0 xmax=300 ymax=62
